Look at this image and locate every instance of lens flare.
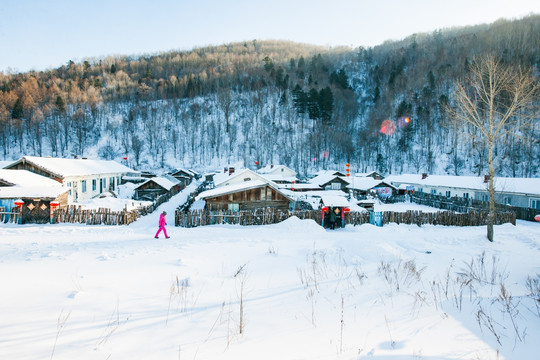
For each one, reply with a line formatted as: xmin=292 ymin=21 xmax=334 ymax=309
xmin=397 ymin=117 xmax=411 ymax=128
xmin=380 ymin=119 xmax=396 ymax=135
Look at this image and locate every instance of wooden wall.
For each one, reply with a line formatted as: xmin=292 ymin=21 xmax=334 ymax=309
xmin=205 ymin=186 xmax=290 ymax=211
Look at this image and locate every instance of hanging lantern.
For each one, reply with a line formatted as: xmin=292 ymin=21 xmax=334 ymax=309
xmin=343 ymin=208 xmax=351 ymax=213
xmin=321 ymin=206 xmax=329 ymax=212
xmin=50 ymin=201 xmax=60 ymax=209
xmin=14 ymin=199 xmax=24 ymax=207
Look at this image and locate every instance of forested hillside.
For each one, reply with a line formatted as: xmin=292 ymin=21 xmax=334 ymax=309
xmin=1 ymin=15 xmax=538 ymax=177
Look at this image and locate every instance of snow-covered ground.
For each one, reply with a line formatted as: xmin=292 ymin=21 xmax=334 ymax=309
xmin=1 ymin=186 xmax=539 ymax=360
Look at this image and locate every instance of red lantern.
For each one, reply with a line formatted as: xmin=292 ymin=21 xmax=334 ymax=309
xmin=343 ymin=208 xmax=351 ymax=213
xmin=346 ymin=163 xmax=350 ymax=167
xmin=321 ymin=206 xmax=329 ymax=212
xmin=255 ymin=161 xmax=259 ymax=165
xmin=50 ymin=201 xmax=60 ymax=209
xmin=14 ymin=199 xmax=24 ymax=207
xmin=535 ymin=214 xmax=540 ymax=222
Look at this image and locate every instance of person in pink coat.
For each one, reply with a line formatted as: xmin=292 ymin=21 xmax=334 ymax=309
xmin=155 ymin=211 xmax=170 ymax=239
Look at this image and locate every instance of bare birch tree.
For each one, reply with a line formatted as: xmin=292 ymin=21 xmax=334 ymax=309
xmin=447 ymin=54 xmax=538 ymax=242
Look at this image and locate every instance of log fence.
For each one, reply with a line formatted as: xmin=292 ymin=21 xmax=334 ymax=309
xmin=388 ymin=193 xmax=538 ymax=221
xmin=52 ymin=187 xmax=178 ymax=225
xmin=0 ymin=207 xmax=21 ymax=224
xmin=175 ymin=208 xmax=516 ymax=228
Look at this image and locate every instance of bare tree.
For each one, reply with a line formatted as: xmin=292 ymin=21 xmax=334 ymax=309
xmin=447 ymin=54 xmax=538 ymax=242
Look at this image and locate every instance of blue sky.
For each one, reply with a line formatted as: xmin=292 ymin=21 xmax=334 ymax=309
xmin=1 ymin=0 xmax=539 ymax=73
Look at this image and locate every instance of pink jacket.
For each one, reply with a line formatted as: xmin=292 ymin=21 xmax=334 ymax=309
xmin=159 ymin=213 xmax=167 ymax=227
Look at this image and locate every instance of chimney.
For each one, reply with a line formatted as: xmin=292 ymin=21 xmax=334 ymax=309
xmin=421 ymin=173 xmax=427 ymax=180
xmin=484 ymin=175 xmax=490 ymax=183
xmin=229 ymin=167 xmax=235 ymax=175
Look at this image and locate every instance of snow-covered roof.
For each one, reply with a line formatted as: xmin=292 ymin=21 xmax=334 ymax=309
xmin=6 ymin=156 xmax=137 ymax=179
xmin=279 ymin=183 xmax=322 ymax=190
xmin=137 ymin=175 xmax=180 ymax=191
xmin=309 ymin=172 xmax=350 ymax=187
xmin=0 ymin=160 xmax=12 ymax=169
xmin=347 ymin=177 xmax=397 ymax=191
xmin=355 ymin=171 xmax=383 ymax=178
xmin=260 ymin=174 xmax=298 ymax=183
xmin=320 ymin=195 xmax=351 ymax=207
xmin=196 ymin=180 xmax=293 ymax=201
xmin=0 ymin=170 xmax=66 ymax=199
xmin=214 ymin=168 xmax=280 ymax=188
xmin=171 ymin=168 xmax=196 ymax=177
xmin=385 ymin=174 xmax=540 ymax=196
xmin=257 ymin=165 xmax=296 ymax=176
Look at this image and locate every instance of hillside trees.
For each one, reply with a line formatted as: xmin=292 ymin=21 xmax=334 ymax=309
xmin=0 ymin=18 xmax=538 ymax=177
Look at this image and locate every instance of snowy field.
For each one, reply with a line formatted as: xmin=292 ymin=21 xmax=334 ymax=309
xmin=1 ymin=187 xmax=539 ymax=360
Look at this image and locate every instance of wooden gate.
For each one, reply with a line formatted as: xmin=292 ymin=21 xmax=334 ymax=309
xmin=22 ymin=199 xmax=51 ymax=224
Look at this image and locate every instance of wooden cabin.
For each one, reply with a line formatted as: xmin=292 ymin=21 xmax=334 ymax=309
xmin=134 ymin=175 xmax=181 ymax=201
xmin=0 ymin=169 xmax=68 ymax=224
xmin=196 ymin=180 xmax=292 ymax=211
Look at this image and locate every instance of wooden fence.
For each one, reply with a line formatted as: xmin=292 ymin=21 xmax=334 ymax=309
xmin=393 ymin=193 xmax=538 ymax=221
xmin=0 ymin=207 xmax=21 ymax=224
xmin=52 ymin=188 xmax=178 ymax=225
xmin=175 ymin=208 xmax=516 ymax=228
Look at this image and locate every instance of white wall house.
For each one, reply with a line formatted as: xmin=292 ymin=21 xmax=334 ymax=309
xmin=386 ymin=174 xmax=540 ymax=209
xmin=214 ymin=168 xmax=280 ymax=188
xmin=257 ymin=165 xmax=297 ymax=183
xmin=4 ymin=156 xmax=139 ymax=203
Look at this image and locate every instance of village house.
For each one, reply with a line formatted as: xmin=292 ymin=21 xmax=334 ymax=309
xmin=386 ymin=173 xmax=540 ymax=210
xmin=355 ymin=171 xmax=385 ymax=180
xmin=169 ymin=168 xmax=198 ymax=188
xmin=4 ymin=156 xmax=138 ymax=203
xmin=309 ymin=170 xmax=350 ymax=191
xmin=347 ymin=177 xmax=397 ymax=199
xmin=134 ymin=175 xmax=181 ymax=201
xmin=196 ymin=179 xmax=293 ymax=212
xmin=0 ymin=169 xmax=68 ymax=223
xmin=257 ymin=164 xmax=298 ymax=184
xmin=213 ymin=168 xmax=275 ymax=188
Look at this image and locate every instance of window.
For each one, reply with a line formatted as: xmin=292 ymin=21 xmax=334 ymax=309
xmin=228 ymin=203 xmax=239 ymax=212
xmin=431 ymin=189 xmax=437 ymax=195
xmin=445 ymin=191 xmax=451 ymax=197
xmin=109 ymin=177 xmax=115 ymax=190
xmin=463 ymin=193 xmax=469 ymax=199
xmin=482 ymin=194 xmax=489 ymax=202
xmin=92 ymin=179 xmax=97 ymax=191
xmin=503 ymin=196 xmax=512 ymax=205
xmin=260 ymin=188 xmax=266 ymax=200
xmin=331 ymin=182 xmax=341 ymax=190
xmin=67 ymin=182 xmax=71 ymax=187
xmin=530 ymin=199 xmax=540 ymax=210
xmin=81 ymin=180 xmax=87 ymax=193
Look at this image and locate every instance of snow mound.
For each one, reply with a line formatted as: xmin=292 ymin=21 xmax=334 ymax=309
xmin=271 ymin=215 xmax=324 ymax=233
